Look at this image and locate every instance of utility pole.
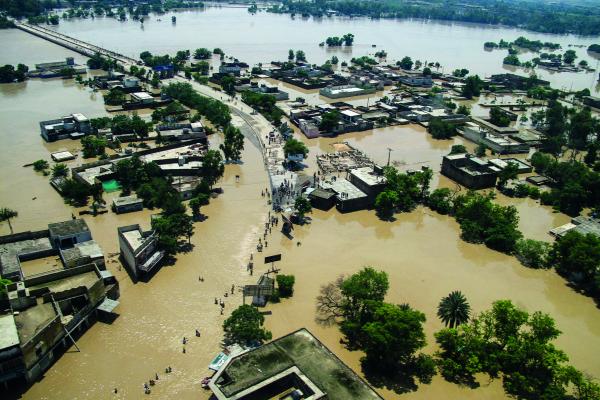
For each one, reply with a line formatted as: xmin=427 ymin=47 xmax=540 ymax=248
xmin=387 ymin=148 xmax=392 ymax=167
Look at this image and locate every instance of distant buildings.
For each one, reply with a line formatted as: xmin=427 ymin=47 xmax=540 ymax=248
xmin=460 ymin=122 xmax=530 ymax=154
xmin=117 ymin=224 xmax=163 ymax=280
xmin=218 ymin=62 xmax=248 ymax=76
xmin=550 ymin=216 xmax=600 ymax=238
xmin=39 ymin=113 xmax=91 ymax=142
xmin=0 ymin=219 xmax=119 ymax=388
xmin=441 ymin=153 xmax=498 ymax=189
xmin=208 ymin=328 xmax=383 ymax=400
xmin=488 ymin=73 xmax=550 ymax=90
xmin=320 ymin=84 xmax=376 ymax=99
xmin=28 ymin=57 xmax=86 ymax=79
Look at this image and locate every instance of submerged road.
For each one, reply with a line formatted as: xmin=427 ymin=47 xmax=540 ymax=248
xmin=16 ymin=21 xmax=300 ymax=208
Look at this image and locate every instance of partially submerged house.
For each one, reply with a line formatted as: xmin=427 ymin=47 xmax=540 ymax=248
xmin=40 ymin=113 xmax=91 ymax=142
xmin=441 ymin=153 xmax=498 ymax=189
xmin=117 ymin=225 xmax=164 ymax=280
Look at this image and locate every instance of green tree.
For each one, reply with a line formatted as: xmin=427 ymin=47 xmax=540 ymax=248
xmin=81 ymin=135 xmax=107 ymax=158
xmin=489 ymin=107 xmax=511 ymax=127
xmin=0 ymin=207 xmax=18 ymax=234
xmin=319 ymin=110 xmax=340 ymax=132
xmin=568 ymin=107 xmax=595 ymax=150
xmin=449 ymin=144 xmax=467 ymax=154
xmin=398 ymin=56 xmax=413 ymax=70
xmin=189 ymin=193 xmax=209 ymax=220
xmin=294 ymin=196 xmax=312 ymax=220
xmin=428 ymin=118 xmax=456 ymax=139
xmin=276 ymin=274 xmax=295 ymax=297
xmin=295 ymin=50 xmax=306 ymax=62
xmin=375 ymin=189 xmax=398 ymax=219
xmin=32 ymin=159 xmax=49 ymax=172
xmin=427 ymin=188 xmax=454 ymax=215
xmin=200 ymin=149 xmax=224 ymax=188
xmin=515 ymin=238 xmax=550 ymax=268
xmin=223 ymin=304 xmax=272 ymax=345
xmin=457 ymin=104 xmax=471 ymax=116
xmin=497 ymin=161 xmax=519 ymax=188
xmin=0 ymin=277 xmax=13 ymax=296
xmin=475 ymin=143 xmax=487 ymax=157
xmin=220 ymin=125 xmax=245 ymax=162
xmin=288 ymin=49 xmax=294 ymax=60
xmin=194 ymin=47 xmax=211 ymax=60
xmin=437 ymin=291 xmax=471 ymax=328
xmin=563 ymin=49 xmax=577 ymax=64
xmin=461 ymin=75 xmax=483 ymax=99
xmin=283 ymin=138 xmax=308 ymax=158
xmin=60 ymin=178 xmax=91 ymax=206
xmin=51 ymin=163 xmax=69 ymax=178
xmin=220 ymin=75 xmax=236 ymax=95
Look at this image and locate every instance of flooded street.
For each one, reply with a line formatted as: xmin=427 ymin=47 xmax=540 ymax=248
xmin=1 ymin=14 xmax=599 ymax=400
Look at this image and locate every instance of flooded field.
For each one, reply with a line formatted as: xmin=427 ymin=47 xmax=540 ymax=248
xmin=0 ymin=23 xmax=598 ymax=400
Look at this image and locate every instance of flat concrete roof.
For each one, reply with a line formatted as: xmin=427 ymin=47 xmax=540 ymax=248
xmin=112 ymin=195 xmax=142 ymax=207
xmin=350 ymin=167 xmax=386 ymax=186
xmin=321 ymin=179 xmax=367 ymax=200
xmin=122 ymin=229 xmax=144 ymax=252
xmin=0 ymin=236 xmax=53 ymax=278
xmin=48 ymin=219 xmax=89 ymax=238
xmin=212 ymin=329 xmax=382 ymax=400
xmin=0 ymin=314 xmax=20 ymax=350
xmin=14 ymin=303 xmax=57 ymax=344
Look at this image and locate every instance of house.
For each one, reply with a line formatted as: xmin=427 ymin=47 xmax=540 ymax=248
xmin=39 ymin=113 xmax=91 ymax=142
xmin=550 ymin=216 xmax=600 ymax=238
xmin=130 ymin=92 xmax=155 ymax=105
xmin=208 ymin=328 xmax=383 ymax=400
xmin=441 ymin=153 xmax=498 ymax=189
xmin=348 ymin=166 xmax=386 ymax=203
xmin=28 ymin=57 xmax=86 ymax=78
xmin=117 ymin=225 xmax=164 ymax=280
xmin=321 ymin=178 xmax=369 ymax=212
xmin=319 ymin=84 xmax=376 ymax=99
xmin=219 ymin=62 xmax=246 ymax=76
xmin=112 ymin=195 xmax=144 ymax=214
xmin=153 ymin=65 xmax=174 ymax=78
xmin=307 ymin=188 xmax=336 ymax=210
xmin=488 ymin=73 xmax=550 ymax=90
xmin=398 ymin=75 xmax=433 ymax=87
xmin=48 ymin=219 xmax=92 ymax=249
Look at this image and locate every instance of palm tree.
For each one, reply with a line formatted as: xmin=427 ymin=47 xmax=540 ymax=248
xmin=0 ymin=208 xmax=18 ymax=234
xmin=437 ymin=291 xmax=471 ymax=328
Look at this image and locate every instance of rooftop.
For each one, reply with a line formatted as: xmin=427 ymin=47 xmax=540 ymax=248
xmin=48 ymin=219 xmax=89 ymax=238
xmin=211 ymin=329 xmax=382 ymax=400
xmin=112 ymin=195 xmax=143 ymax=207
xmin=0 ymin=236 xmax=54 ymax=278
xmin=0 ymin=314 xmax=20 ymax=350
xmin=350 ymin=167 xmax=386 ymax=186
xmin=321 ymin=179 xmax=367 ymax=200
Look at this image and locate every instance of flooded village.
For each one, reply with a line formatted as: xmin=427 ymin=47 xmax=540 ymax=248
xmin=1 ymin=2 xmax=600 ymax=400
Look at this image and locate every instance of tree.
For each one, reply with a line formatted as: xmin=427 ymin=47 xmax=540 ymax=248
xmin=60 ymin=178 xmax=91 ymax=206
xmin=422 ymin=66 xmax=432 ymax=76
xmin=51 ymin=163 xmax=69 ymax=178
xmin=32 ymin=159 xmax=49 ymax=172
xmin=295 ymin=50 xmax=306 ymax=62
xmin=428 ymin=118 xmax=456 ymax=139
xmin=288 ymin=49 xmax=294 ymax=60
xmin=81 ymin=135 xmax=107 ymax=158
xmin=461 ymin=75 xmax=483 ymax=99
xmin=0 ymin=277 xmax=13 ymax=297
xmin=319 ymin=110 xmax=340 ymax=132
xmin=449 ymin=144 xmax=467 ymax=154
xmin=223 ymin=305 xmax=272 ymax=345
xmin=200 ymin=149 xmax=224 ymax=188
xmin=515 ymin=239 xmax=550 ymax=268
xmin=104 ymin=87 xmax=126 ymax=105
xmin=437 ymin=291 xmax=470 ymax=328
xmin=475 ymin=143 xmax=487 ymax=157
xmin=489 ymin=107 xmax=511 ymax=127
xmin=398 ymin=56 xmax=413 ymax=70
xmin=189 ymin=193 xmax=209 ymax=220
xmin=375 ymin=189 xmax=398 ymax=219
xmin=563 ymin=49 xmax=577 ymax=64
xmin=194 ymin=47 xmax=211 ymax=60
xmin=427 ymin=188 xmax=454 ymax=215
xmin=331 ymin=55 xmax=339 ymax=64
xmin=294 ymin=196 xmax=312 ymax=220
xmin=283 ymin=138 xmax=308 ymax=158
xmin=497 ymin=161 xmax=519 ymax=188
xmin=361 ymin=302 xmax=435 ymax=383
xmin=0 ymin=208 xmax=18 ymax=234
xmin=452 ymin=68 xmax=470 ymax=78
xmin=503 ymin=54 xmax=521 ymax=66
xmin=220 ymin=75 xmax=236 ymax=95
xmin=568 ymin=107 xmax=595 ymax=150
xmin=456 ymin=104 xmax=470 ymax=116
xmin=276 ymin=274 xmax=295 ymax=297
xmin=342 ymin=33 xmax=354 ymax=46
xmin=220 ymin=125 xmax=245 ymax=162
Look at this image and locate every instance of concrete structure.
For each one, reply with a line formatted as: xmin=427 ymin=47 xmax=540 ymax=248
xmin=131 ymin=91 xmax=155 ymax=105
xmin=209 ymin=328 xmax=383 ymax=400
xmin=398 ymin=75 xmax=433 ymax=87
xmin=321 ymin=178 xmax=369 ymax=212
xmin=219 ymin=62 xmax=246 ymax=75
xmin=117 ymin=225 xmax=164 ymax=280
xmin=112 ymin=195 xmax=143 ymax=214
xmin=488 ymin=73 xmax=549 ymax=90
xmin=28 ymin=57 xmax=86 ymax=79
xmin=307 ymin=188 xmax=336 ymax=210
xmin=441 ymin=153 xmax=498 ymax=189
xmin=488 ymin=158 xmax=533 ymax=174
xmin=319 ymin=84 xmax=376 ymax=99
xmin=39 ymin=113 xmax=91 ymax=142
xmin=460 ymin=122 xmax=529 ymax=154
xmin=50 ymin=151 xmax=76 ymax=162
xmin=348 ymin=166 xmax=386 ymax=204
xmin=550 ymin=216 xmax=600 ymax=238
xmin=48 ymin=219 xmax=92 ymax=249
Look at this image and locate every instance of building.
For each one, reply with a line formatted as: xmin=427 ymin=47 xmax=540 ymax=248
xmin=321 ymin=178 xmax=369 ymax=212
xmin=219 ymin=62 xmax=247 ymax=76
xmin=582 ymin=96 xmax=600 ymax=109
xmin=28 ymin=57 xmax=86 ymax=79
xmin=488 ymin=73 xmax=550 ymax=90
xmin=441 ymin=153 xmax=498 ymax=189
xmin=112 ymin=195 xmax=144 ymax=214
xmin=208 ymin=328 xmax=383 ymax=400
xmin=39 ymin=113 xmax=91 ymax=142
xmin=348 ymin=166 xmax=386 ymax=203
xmin=153 ymin=65 xmax=174 ymax=78
xmin=307 ymin=188 xmax=336 ymax=210
xmin=319 ymin=84 xmax=376 ymax=99
xmin=398 ymin=75 xmax=433 ymax=87
xmin=130 ymin=91 xmax=155 ymax=105
xmin=117 ymin=225 xmax=164 ymax=280
xmin=0 ymin=221 xmax=119 ymax=388
xmin=550 ymin=216 xmax=600 ymax=238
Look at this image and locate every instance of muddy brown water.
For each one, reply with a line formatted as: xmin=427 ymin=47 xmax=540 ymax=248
xmin=0 ymin=30 xmax=598 ymax=400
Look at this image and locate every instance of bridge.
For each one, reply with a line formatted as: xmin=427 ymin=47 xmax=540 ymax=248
xmin=16 ymin=22 xmax=302 ymax=209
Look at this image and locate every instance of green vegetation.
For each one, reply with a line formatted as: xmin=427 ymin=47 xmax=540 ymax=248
xmin=428 ymin=118 xmax=457 ymax=139
xmin=152 ymin=101 xmax=188 ymax=123
xmin=435 ymin=300 xmax=600 ymax=397
xmin=91 ymin=114 xmax=149 ymax=138
xmin=456 ymin=104 xmax=470 ymax=116
xmin=0 ymin=64 xmax=28 ymax=83
xmin=452 ymin=68 xmax=469 ymax=78
xmin=437 ymin=291 xmax=470 ymax=329
xmin=32 ymin=159 xmax=49 ymax=172
xmin=0 ymin=15 xmax=15 ymax=28
xmin=241 ymin=91 xmax=283 ymax=126
xmin=0 ymin=207 xmax=18 ymax=234
xmin=530 ymin=152 xmax=600 ymax=216
xmin=514 ymin=238 xmax=549 ymax=268
xmin=324 ymin=33 xmax=354 ymax=46
xmin=200 ymin=149 xmax=225 ymax=188
xmin=449 ymin=144 xmax=467 ymax=155
xmin=488 ymin=37 xmax=560 ymax=52
xmin=220 ymin=125 xmax=245 ymax=162
xmin=316 ymin=267 xmax=434 ymax=388
xmin=374 ymin=166 xmax=432 ymax=219
xmin=193 ymin=47 xmax=211 ymax=60
xmin=81 ymin=135 xmax=107 ymax=158
xmin=397 ymin=56 xmax=413 ymax=70
xmin=162 ymin=82 xmax=231 ymax=128
xmin=0 ymin=277 xmax=13 ymax=296
xmin=319 ymin=110 xmax=340 ymax=132
xmin=563 ymin=49 xmax=577 ymax=64
xmin=60 ymin=179 xmax=100 ymax=207
xmin=103 ymin=88 xmax=126 ymax=106
xmin=489 ymin=106 xmax=511 ymax=127
xmin=294 ymin=196 xmax=312 ymax=220
xmin=223 ymin=304 xmax=272 ymax=345
xmin=461 ymin=75 xmax=483 ymax=99
xmin=87 ymin=53 xmax=119 ymax=71
xmin=268 ymin=0 xmax=600 ymax=36
xmin=589 ymin=44 xmax=600 ymax=53
xmin=351 ymin=56 xmax=377 ymax=69
xmin=276 ymin=274 xmax=295 ymax=298
xmin=283 ymin=138 xmax=308 ymax=158
xmin=502 ymin=54 xmax=521 ymax=66
xmin=51 ymin=163 xmax=68 ymax=178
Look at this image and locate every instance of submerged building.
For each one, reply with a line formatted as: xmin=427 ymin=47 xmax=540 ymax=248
xmin=39 ymin=113 xmax=91 ymax=142
xmin=441 ymin=153 xmax=498 ymax=189
xmin=208 ymin=328 xmax=383 ymax=400
xmin=117 ymin=225 xmax=164 ymax=280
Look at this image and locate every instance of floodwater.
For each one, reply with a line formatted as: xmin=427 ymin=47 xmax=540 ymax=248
xmin=0 ymin=18 xmax=599 ymax=400
xmin=50 ymin=5 xmax=600 ymax=94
